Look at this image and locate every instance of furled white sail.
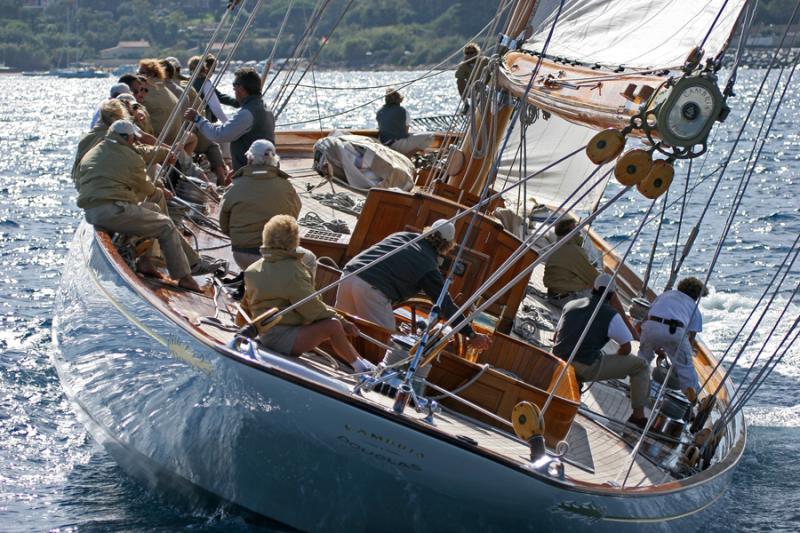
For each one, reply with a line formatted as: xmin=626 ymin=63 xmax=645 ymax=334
xmin=525 ymin=0 xmax=747 ymax=70
xmin=497 ymin=112 xmax=614 ymax=212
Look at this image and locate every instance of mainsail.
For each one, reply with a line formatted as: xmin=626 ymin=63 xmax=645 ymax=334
xmin=494 ymin=0 xmax=748 ymax=133
xmin=526 ymin=0 xmax=748 ymax=69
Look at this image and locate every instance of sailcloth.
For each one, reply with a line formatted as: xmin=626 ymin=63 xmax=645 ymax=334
xmin=497 ymin=113 xmax=613 ymax=213
xmin=526 ymin=0 xmax=747 ymax=70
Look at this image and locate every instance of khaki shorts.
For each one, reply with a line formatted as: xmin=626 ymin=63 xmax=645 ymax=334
xmin=258 ymin=324 xmax=300 ymax=356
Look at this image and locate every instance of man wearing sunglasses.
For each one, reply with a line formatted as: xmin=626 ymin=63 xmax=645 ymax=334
xmin=184 ymin=67 xmax=275 ymax=178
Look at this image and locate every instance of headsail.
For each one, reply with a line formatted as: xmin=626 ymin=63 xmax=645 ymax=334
xmin=498 ymin=113 xmax=612 ymax=212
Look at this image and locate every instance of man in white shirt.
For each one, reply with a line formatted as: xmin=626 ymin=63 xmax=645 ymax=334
xmin=638 ymin=277 xmax=708 ymax=401
xmin=552 ymin=273 xmax=651 ymax=427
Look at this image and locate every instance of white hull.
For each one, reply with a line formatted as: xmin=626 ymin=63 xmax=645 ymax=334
xmin=52 ymin=222 xmax=745 ymax=531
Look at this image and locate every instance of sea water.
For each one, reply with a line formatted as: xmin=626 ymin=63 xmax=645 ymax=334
xmin=0 ymin=70 xmax=797 ymax=531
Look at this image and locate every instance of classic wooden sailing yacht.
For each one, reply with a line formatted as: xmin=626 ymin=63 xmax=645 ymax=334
xmin=54 ymin=0 xmax=779 ymax=530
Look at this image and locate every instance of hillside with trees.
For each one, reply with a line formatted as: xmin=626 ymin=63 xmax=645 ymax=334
xmin=0 ymin=0 xmax=793 ymax=70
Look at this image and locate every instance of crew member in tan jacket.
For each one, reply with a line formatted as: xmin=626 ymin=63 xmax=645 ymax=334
xmin=76 ymin=120 xmax=201 ymax=292
xmin=244 ymin=215 xmax=374 ymax=373
xmin=219 ymin=140 xmax=302 ymax=270
xmin=73 ymin=99 xmax=171 ymax=190
xmin=543 ymin=217 xmax=601 ymax=307
xmin=138 ymin=59 xmax=182 ymax=144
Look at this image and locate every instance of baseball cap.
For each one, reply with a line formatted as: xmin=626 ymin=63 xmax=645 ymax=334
xmin=109 ymin=120 xmax=141 ymax=138
xmin=431 ymin=219 xmax=456 ymax=241
xmin=109 ymin=82 xmax=132 ymax=98
xmin=116 ymin=93 xmax=136 ymax=105
xmin=593 ymin=273 xmax=615 ymax=292
xmin=245 ymin=139 xmax=276 ymax=160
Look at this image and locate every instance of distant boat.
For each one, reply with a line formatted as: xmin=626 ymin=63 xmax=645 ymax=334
xmin=0 ymin=62 xmax=19 ymax=74
xmin=52 ymin=67 xmax=110 ymax=79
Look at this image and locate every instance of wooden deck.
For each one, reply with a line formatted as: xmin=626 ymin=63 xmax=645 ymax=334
xmin=117 ymin=150 xmax=733 ymax=491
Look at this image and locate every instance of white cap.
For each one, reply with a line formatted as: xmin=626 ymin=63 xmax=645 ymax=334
xmin=116 ymin=93 xmax=136 ymax=105
xmin=594 ymin=273 xmax=615 ymax=292
xmin=109 ymin=120 xmax=141 ymax=138
xmin=109 ymin=82 xmax=131 ymax=98
xmin=431 ymin=219 xmax=456 ymax=241
xmin=246 ymin=139 xmax=276 ymax=160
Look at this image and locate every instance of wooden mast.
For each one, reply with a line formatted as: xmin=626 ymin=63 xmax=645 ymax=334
xmin=446 ymin=1 xmax=537 ymax=197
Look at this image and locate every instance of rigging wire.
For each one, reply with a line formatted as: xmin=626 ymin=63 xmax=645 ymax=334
xmin=268 ymin=0 xmax=332 ymax=108
xmin=273 ymin=0 xmax=357 ymax=120
xmin=260 ymin=145 xmax=587 ymax=324
xmin=274 ymin=0 xmax=513 ymax=128
xmin=264 ymin=0 xmax=329 ymax=97
xmin=259 ymin=0 xmax=296 ymax=86
xmin=720 ymin=312 xmax=800 ymax=427
xmin=698 ymin=233 xmax=800 ymax=396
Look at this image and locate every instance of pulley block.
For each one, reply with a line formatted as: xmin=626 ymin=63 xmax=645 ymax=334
xmin=637 ymin=160 xmax=674 ymax=199
xmin=614 ymin=149 xmax=653 ymax=186
xmin=512 ymin=401 xmax=544 ymax=441
xmin=586 ymin=129 xmax=626 ymax=165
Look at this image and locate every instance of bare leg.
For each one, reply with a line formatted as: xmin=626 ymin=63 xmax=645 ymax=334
xmin=291 ymin=318 xmax=360 ymax=364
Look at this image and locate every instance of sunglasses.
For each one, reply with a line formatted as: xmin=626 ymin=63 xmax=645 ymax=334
xmin=132 ymin=103 xmax=141 ymax=110
xmin=232 ymin=81 xmax=241 ymax=88
xmin=135 ymin=87 xmax=149 ymax=94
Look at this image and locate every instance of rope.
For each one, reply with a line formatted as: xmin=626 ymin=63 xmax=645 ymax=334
xmin=298 ymin=211 xmax=350 ymax=234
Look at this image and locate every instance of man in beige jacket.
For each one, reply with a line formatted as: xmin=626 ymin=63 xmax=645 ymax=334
xmin=219 ymin=140 xmax=302 ymax=270
xmin=543 ymin=217 xmax=601 ymax=308
xmin=77 ymin=120 xmax=202 ymax=292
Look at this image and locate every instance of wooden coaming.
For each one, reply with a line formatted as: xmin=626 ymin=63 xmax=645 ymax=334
xmin=345 ymin=188 xmax=536 ymax=333
xmin=427 ymin=351 xmax=579 ymax=446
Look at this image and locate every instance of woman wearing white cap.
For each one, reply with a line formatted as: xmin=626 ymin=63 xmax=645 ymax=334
xmin=219 ymin=139 xmax=303 ymax=271
xmin=336 ymin=220 xmax=491 ymax=351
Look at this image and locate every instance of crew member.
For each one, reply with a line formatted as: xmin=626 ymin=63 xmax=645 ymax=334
xmin=219 ymin=140 xmax=302 ymax=270
xmin=335 ymin=220 xmax=491 ymax=352
xmin=376 ymin=88 xmax=433 ymax=157
xmin=637 ymin=277 xmax=708 ymax=401
xmin=552 ymin=274 xmax=651 ymax=428
xmin=543 ymin=216 xmax=600 ymax=308
xmin=184 ymin=67 xmax=275 ymax=174
xmin=244 ymin=215 xmax=374 ymax=373
xmin=76 ymin=120 xmax=201 ymax=292
xmin=454 ymin=42 xmax=487 ymax=112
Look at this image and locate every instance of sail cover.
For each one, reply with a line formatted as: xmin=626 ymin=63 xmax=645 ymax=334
xmin=525 ymin=0 xmax=747 ymax=70
xmin=497 ymin=112 xmax=614 ymax=213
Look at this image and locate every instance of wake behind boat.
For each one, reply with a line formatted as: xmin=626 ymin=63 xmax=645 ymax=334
xmin=52 ymin=0 xmax=796 ymax=530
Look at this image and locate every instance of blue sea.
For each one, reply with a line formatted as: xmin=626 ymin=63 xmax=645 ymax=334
xmin=0 ymin=69 xmax=797 ymax=531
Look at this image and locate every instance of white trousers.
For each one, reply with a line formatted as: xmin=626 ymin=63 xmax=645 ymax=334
xmin=335 ymin=274 xmax=396 ymax=332
xmin=638 ymin=320 xmax=700 ymax=392
xmin=389 ymin=133 xmax=433 ymax=156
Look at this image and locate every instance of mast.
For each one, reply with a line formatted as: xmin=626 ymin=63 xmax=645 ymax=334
xmin=446 ymin=0 xmax=537 ymax=197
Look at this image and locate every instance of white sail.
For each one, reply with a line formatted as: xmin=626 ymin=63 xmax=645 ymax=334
xmin=497 ymin=112 xmax=613 ymax=212
xmin=525 ymin=0 xmax=747 ymax=70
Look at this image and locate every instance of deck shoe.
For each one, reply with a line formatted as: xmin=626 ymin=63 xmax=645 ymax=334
xmin=627 ymin=415 xmax=648 ymax=429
